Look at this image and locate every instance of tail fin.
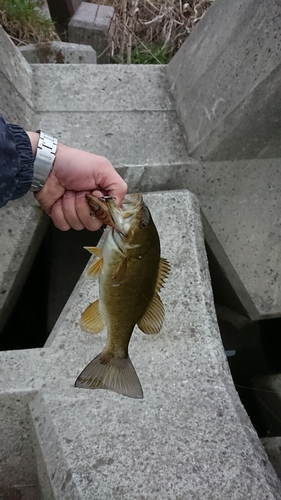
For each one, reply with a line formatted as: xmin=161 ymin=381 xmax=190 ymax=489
xmin=75 ymin=353 xmax=143 ymax=399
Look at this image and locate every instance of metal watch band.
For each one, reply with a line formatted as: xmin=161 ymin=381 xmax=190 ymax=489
xmin=30 ymin=130 xmax=58 ymax=192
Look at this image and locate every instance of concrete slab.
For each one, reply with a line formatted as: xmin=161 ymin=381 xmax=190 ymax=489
xmin=167 ymin=0 xmax=281 ymax=161
xmin=31 ymin=64 xmax=188 ymax=165
xmin=19 ymin=42 xmax=97 ymax=64
xmin=0 ymin=194 xmax=49 ymax=331
xmin=31 ymin=65 xmax=175 ymax=111
xmin=1 ymin=190 xmax=280 ymax=499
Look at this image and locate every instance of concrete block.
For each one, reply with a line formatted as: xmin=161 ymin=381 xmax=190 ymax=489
xmin=167 ymin=0 xmax=281 ymax=161
xmin=68 ymin=2 xmax=115 ymax=63
xmin=1 ymin=190 xmax=280 ymax=499
xmin=19 ymin=41 xmax=97 ymax=64
xmin=0 ymin=26 xmax=34 ymax=128
xmin=31 ymin=65 xmax=188 ymax=165
xmin=115 ymin=158 xmax=281 ymax=320
xmin=0 ymin=194 xmax=49 ymax=332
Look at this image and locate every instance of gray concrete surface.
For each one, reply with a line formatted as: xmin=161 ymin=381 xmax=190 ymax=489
xmin=0 ymin=194 xmax=49 ymax=332
xmin=19 ymin=42 xmax=96 ymax=64
xmin=0 ymin=26 xmax=34 ymax=128
xmin=117 ymin=158 xmax=281 ymax=320
xmin=167 ymin=0 xmax=281 ymax=161
xmin=31 ymin=64 xmax=188 ymax=165
xmin=262 ymin=437 xmax=281 ymax=481
xmin=1 ymin=191 xmax=280 ymax=499
xmin=68 ymin=2 xmax=114 ymax=63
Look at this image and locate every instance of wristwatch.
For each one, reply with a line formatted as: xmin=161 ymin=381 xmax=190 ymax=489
xmin=30 ymin=130 xmax=58 ymax=192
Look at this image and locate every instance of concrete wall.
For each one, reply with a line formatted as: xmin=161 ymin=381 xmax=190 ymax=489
xmin=0 ymin=26 xmax=34 ymax=128
xmin=167 ymin=0 xmax=281 ymax=161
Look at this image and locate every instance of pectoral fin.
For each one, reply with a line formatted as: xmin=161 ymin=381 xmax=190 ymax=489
xmin=138 ymin=293 xmax=164 ymax=334
xmin=84 ymin=246 xmax=103 ymax=277
xmin=112 ymin=259 xmax=127 ymax=287
xmin=81 ymin=299 xmax=105 ymax=333
xmin=155 ymin=258 xmax=170 ymax=293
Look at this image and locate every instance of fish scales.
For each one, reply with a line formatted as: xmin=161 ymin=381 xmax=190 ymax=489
xmin=75 ymin=193 xmax=170 ymax=399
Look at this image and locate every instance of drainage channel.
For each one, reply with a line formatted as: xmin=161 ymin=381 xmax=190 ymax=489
xmin=0 ymin=225 xmax=102 ymax=350
xmin=206 ymin=242 xmax=281 ymax=439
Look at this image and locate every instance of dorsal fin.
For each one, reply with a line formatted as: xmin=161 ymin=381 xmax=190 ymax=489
xmin=137 ymin=293 xmax=164 ymax=334
xmin=155 ymin=258 xmax=170 ymax=293
xmin=81 ymin=299 xmax=105 ymax=333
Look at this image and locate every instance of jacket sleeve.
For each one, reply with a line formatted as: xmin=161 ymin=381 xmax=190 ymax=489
xmin=0 ymin=114 xmax=34 ymax=208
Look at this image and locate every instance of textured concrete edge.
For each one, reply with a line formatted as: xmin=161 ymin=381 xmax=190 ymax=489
xmin=29 ymin=393 xmax=80 ymax=500
xmin=0 ymin=198 xmax=50 ymax=331
xmin=200 ymin=212 xmax=260 ymax=319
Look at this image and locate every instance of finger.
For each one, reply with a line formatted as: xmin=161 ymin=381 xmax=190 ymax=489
xmin=50 ymin=199 xmax=71 ymax=231
xmin=62 ymin=191 xmax=84 ymax=230
xmin=100 ymin=175 xmax=128 ymax=207
xmin=75 ymin=191 xmax=104 ymax=231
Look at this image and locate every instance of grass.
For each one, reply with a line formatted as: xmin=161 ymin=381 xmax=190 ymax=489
xmin=0 ymin=0 xmax=58 ymax=45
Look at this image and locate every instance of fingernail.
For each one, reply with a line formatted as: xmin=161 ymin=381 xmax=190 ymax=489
xmin=55 ymin=198 xmax=62 ymax=205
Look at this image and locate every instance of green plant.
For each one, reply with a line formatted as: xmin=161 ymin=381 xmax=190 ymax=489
xmin=0 ymin=0 xmax=58 ymax=45
xmin=130 ymin=42 xmax=171 ymax=64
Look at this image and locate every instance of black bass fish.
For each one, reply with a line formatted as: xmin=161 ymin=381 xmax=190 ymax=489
xmin=75 ymin=194 xmax=170 ymax=398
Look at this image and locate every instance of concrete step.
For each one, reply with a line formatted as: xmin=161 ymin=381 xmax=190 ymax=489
xmin=31 ymin=64 xmax=188 ymax=166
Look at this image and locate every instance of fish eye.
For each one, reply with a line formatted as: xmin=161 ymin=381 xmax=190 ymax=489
xmin=140 ymin=220 xmax=148 ymax=229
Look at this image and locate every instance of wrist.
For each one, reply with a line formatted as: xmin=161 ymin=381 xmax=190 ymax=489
xmin=26 ymin=131 xmax=40 ymax=155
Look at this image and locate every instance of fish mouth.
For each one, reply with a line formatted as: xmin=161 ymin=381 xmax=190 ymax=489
xmin=107 ymin=193 xmax=143 ymax=234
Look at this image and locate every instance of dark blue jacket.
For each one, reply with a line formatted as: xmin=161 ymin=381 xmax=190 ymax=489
xmin=0 ymin=114 xmax=34 ymax=207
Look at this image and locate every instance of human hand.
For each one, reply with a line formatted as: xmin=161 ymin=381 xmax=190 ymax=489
xmin=32 ymin=140 xmax=127 ymax=231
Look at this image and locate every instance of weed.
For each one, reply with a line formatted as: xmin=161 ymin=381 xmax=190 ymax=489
xmin=92 ymin=0 xmax=214 ymax=64
xmin=0 ymin=0 xmax=58 ymax=45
